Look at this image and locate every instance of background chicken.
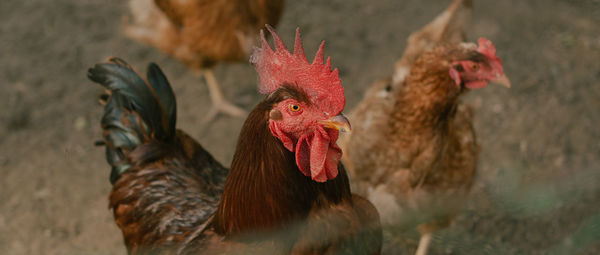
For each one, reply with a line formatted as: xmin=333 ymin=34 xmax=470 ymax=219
xmin=339 ymin=1 xmax=510 ymax=254
xmin=4 ymin=0 xmax=600 ymax=254
xmin=88 ymin=27 xmax=381 ymax=254
xmin=124 ymin=0 xmax=285 ymax=122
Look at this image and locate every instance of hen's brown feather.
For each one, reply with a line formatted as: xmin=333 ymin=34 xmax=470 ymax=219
xmin=126 ymin=0 xmax=285 ymax=69
xmin=342 ymin=45 xmax=481 ymax=255
xmin=339 ymin=1 xmax=478 ymax=253
xmin=392 ymin=0 xmax=472 ymax=84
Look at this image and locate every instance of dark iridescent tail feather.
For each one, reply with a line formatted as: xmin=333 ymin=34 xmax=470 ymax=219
xmin=88 ymin=58 xmax=177 ymax=184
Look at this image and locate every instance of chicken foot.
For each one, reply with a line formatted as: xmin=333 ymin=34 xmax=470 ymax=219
xmin=199 ymin=69 xmax=248 ymax=123
xmin=415 ymin=232 xmax=432 ymax=255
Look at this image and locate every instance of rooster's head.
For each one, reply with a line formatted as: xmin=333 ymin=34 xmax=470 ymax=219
xmin=251 ymin=25 xmax=349 ymax=183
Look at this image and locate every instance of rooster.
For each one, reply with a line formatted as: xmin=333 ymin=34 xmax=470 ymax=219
xmin=123 ymin=0 xmax=285 ymax=122
xmin=339 ymin=1 xmax=510 ymax=254
xmin=89 ymin=27 xmax=381 ymax=254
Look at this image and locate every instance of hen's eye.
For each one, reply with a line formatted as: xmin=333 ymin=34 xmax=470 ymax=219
xmin=470 ymin=64 xmax=479 ymax=71
xmin=289 ymin=104 xmax=301 ymax=112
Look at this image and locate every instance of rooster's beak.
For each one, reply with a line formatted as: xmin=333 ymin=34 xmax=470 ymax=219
xmin=318 ymin=114 xmax=351 ymax=133
xmin=492 ymin=74 xmax=511 ymax=88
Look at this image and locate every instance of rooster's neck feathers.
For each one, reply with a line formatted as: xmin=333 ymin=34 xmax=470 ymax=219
xmin=213 ymin=88 xmax=351 ymax=237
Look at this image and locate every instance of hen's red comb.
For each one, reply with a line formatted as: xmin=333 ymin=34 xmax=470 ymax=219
xmin=477 ymin=37 xmax=504 ymax=74
xmin=477 ymin=38 xmax=498 ymax=61
xmin=250 ymin=25 xmax=345 ymax=116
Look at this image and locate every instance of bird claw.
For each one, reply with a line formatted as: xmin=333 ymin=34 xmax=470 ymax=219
xmin=202 ymin=101 xmax=248 ymax=124
xmin=199 ymin=69 xmax=248 ymax=124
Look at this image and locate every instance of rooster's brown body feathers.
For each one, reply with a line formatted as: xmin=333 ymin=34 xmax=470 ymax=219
xmin=90 ymin=59 xmax=381 ymax=254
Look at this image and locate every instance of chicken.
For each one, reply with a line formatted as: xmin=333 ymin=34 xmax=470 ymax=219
xmin=339 ymin=1 xmax=510 ymax=254
xmin=123 ymin=0 xmax=285 ymax=122
xmin=392 ymin=0 xmax=473 ymax=85
xmin=89 ymin=27 xmax=381 ymax=254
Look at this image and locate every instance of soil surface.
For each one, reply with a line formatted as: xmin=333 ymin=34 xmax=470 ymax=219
xmin=1 ymin=0 xmax=599 ymax=254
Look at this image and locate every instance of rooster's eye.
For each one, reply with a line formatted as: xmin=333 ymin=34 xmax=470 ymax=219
xmin=289 ymin=104 xmax=302 ymax=112
xmin=470 ymin=64 xmax=479 ymax=71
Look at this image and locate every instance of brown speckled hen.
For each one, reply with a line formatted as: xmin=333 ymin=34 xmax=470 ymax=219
xmin=339 ymin=1 xmax=510 ymax=254
xmin=89 ymin=27 xmax=381 ymax=254
xmin=124 ymin=0 xmax=285 ymax=121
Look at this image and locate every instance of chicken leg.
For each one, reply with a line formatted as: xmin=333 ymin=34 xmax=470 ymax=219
xmin=198 ymin=69 xmax=248 ymax=123
xmin=415 ymin=232 xmax=432 ymax=255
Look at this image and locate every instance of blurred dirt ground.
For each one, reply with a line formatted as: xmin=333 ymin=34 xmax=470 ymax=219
xmin=1 ymin=0 xmax=599 ymax=254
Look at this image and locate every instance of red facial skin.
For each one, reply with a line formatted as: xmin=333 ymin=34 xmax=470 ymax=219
xmin=449 ymin=38 xmax=506 ymax=89
xmin=252 ymin=26 xmax=347 ymax=182
xmin=268 ymin=98 xmax=342 ymax=182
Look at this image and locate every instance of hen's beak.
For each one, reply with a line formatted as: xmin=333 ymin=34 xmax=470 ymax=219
xmin=318 ymin=114 xmax=351 ymax=133
xmin=492 ymin=74 xmax=511 ymax=88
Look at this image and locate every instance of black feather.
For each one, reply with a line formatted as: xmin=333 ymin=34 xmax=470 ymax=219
xmin=146 ymin=62 xmax=177 ymax=138
xmin=88 ymin=58 xmax=178 ymax=183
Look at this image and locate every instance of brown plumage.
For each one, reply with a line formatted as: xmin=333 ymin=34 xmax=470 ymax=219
xmin=89 ymin=56 xmax=381 ymax=254
xmin=391 ymin=0 xmax=472 ymax=85
xmin=124 ymin=0 xmax=285 ymax=120
xmin=339 ymin=1 xmax=509 ymax=254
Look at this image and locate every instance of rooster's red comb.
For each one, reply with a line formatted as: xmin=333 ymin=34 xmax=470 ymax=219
xmin=250 ymin=25 xmax=345 ymax=115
